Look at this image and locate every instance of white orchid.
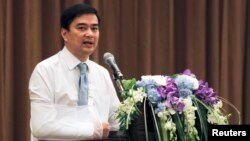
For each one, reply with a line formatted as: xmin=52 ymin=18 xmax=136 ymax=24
xmin=141 ymin=75 xmax=167 ymax=86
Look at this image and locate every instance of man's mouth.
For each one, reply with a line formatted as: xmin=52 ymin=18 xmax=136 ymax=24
xmin=83 ymin=41 xmax=94 ymax=46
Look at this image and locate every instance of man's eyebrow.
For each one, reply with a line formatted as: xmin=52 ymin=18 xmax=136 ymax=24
xmin=76 ymin=23 xmax=99 ymax=27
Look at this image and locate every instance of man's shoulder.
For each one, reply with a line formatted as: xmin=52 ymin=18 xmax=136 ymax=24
xmin=88 ymin=60 xmax=109 ymax=73
xmin=35 ymin=52 xmax=60 ymax=71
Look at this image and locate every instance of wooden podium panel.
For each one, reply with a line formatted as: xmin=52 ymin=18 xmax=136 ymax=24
xmin=40 ymin=131 xmax=130 ymax=141
xmin=86 ymin=131 xmax=130 ymax=141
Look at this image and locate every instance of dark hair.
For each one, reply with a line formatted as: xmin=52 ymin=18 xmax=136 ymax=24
xmin=60 ymin=4 xmax=100 ymax=30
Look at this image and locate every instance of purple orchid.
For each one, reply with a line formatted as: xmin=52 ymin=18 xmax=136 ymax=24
xmin=195 ymin=80 xmax=218 ymax=105
xmin=182 ymin=69 xmax=196 ymax=78
xmin=155 ymin=78 xmax=185 ymax=112
xmin=157 ymin=78 xmax=179 ymax=99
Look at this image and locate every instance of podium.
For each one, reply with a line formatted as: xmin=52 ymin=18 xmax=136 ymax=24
xmin=89 ymin=131 xmax=130 ymax=141
xmin=40 ymin=131 xmax=130 ymax=141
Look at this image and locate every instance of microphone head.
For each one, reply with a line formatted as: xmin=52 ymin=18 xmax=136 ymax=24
xmin=103 ymin=52 xmax=114 ymax=64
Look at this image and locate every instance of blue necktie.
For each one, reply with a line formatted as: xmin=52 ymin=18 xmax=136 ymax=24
xmin=78 ymin=63 xmax=88 ymax=105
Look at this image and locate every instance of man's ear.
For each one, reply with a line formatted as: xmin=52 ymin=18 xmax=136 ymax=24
xmin=61 ymin=28 xmax=68 ymax=42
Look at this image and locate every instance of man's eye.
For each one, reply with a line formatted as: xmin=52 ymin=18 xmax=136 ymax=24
xmin=91 ymin=27 xmax=99 ymax=31
xmin=77 ymin=26 xmax=87 ymax=30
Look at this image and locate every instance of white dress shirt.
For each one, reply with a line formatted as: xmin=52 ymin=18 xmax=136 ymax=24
xmin=29 ymin=47 xmax=120 ymax=141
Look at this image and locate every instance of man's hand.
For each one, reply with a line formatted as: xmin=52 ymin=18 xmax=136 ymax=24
xmin=102 ymin=122 xmax=110 ymax=139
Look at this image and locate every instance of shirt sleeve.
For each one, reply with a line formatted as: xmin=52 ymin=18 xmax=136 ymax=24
xmin=29 ymin=65 xmax=102 ymax=140
xmin=105 ymin=71 xmax=121 ymax=131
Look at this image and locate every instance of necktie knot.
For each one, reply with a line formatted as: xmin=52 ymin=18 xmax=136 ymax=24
xmin=78 ymin=63 xmax=88 ymax=75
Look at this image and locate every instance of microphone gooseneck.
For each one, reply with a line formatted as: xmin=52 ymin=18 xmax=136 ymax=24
xmin=103 ymin=52 xmax=124 ymax=92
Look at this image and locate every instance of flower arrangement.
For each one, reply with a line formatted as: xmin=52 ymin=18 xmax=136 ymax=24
xmin=113 ymin=69 xmax=239 ymax=141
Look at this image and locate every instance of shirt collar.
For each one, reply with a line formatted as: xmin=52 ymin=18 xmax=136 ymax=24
xmin=61 ymin=46 xmax=90 ymax=70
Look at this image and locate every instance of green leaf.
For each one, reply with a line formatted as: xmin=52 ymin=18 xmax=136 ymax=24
xmin=149 ymin=103 xmax=162 ymax=141
xmin=193 ymin=97 xmax=208 ymax=141
xmin=170 ymin=74 xmax=179 ymax=79
xmin=122 ymin=78 xmax=136 ymax=91
xmin=173 ymin=114 xmax=187 ymax=141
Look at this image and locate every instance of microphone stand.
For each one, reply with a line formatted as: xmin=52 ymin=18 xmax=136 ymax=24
xmin=113 ymin=73 xmax=124 ymax=93
xmin=111 ymin=72 xmax=131 ymax=141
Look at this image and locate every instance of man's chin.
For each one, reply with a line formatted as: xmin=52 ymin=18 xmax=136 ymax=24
xmin=83 ymin=49 xmax=95 ymax=55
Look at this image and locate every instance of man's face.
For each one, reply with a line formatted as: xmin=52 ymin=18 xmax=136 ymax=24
xmin=61 ymin=13 xmax=99 ymax=61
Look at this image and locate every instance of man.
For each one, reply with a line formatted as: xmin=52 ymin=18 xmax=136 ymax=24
xmin=29 ymin=4 xmax=120 ymax=141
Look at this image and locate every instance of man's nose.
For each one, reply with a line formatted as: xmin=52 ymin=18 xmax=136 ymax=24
xmin=85 ymin=28 xmax=94 ymax=37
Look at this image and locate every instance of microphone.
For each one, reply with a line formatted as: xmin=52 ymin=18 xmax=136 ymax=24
xmin=103 ymin=52 xmax=123 ymax=80
xmin=103 ymin=52 xmax=124 ymax=92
